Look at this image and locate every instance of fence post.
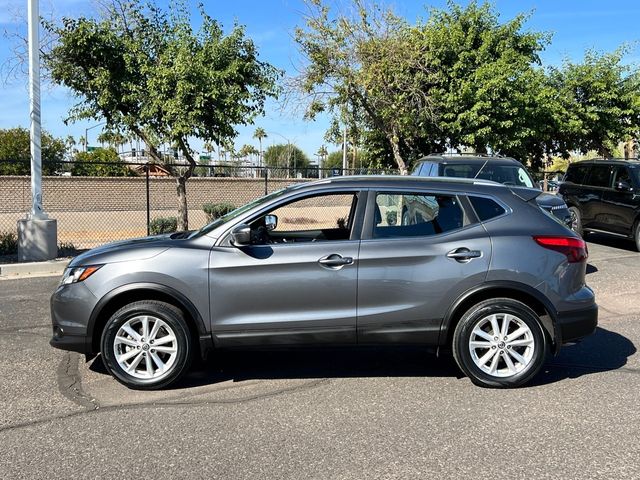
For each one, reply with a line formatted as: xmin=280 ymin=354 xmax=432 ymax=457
xmin=145 ymin=163 xmax=150 ymax=236
xmin=264 ymin=167 xmax=268 ymax=195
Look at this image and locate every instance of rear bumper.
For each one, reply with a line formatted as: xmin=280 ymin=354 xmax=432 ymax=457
xmin=556 ymin=303 xmax=598 ymax=344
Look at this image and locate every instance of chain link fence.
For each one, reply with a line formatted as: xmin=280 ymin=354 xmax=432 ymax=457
xmin=0 ymin=160 xmax=395 ymax=250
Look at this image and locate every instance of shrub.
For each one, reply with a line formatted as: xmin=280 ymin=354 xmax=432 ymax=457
xmin=203 ymin=202 xmax=235 ymax=222
xmin=149 ymin=217 xmax=177 ymax=235
xmin=58 ymin=242 xmax=78 ymax=257
xmin=0 ymin=231 xmax=18 ymax=255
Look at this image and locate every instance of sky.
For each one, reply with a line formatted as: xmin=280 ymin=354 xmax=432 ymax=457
xmin=1 ymin=0 xmax=639 ymax=160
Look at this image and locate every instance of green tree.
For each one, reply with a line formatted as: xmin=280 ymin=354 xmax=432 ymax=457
xmin=0 ymin=127 xmax=66 ymax=175
xmin=71 ymin=148 xmax=136 ymax=177
xmin=294 ymin=1 xmax=560 ymax=170
xmin=547 ymin=49 xmax=640 ymax=158
xmin=264 ymin=143 xmax=311 ymax=170
xmin=293 ymin=0 xmax=435 ymax=174
xmin=414 ymin=1 xmax=553 ymax=165
xmin=324 ymin=151 xmax=343 ymax=170
xmin=45 ymin=0 xmax=280 ymax=230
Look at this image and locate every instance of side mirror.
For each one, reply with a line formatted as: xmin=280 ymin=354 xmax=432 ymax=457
xmin=615 ymin=180 xmax=632 ymax=191
xmin=230 ymin=224 xmax=251 ymax=246
xmin=264 ymin=214 xmax=278 ymax=231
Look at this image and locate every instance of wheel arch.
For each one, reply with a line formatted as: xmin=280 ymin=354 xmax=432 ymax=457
xmin=440 ymin=281 xmax=560 ymax=354
xmin=88 ymin=283 xmax=212 ymax=359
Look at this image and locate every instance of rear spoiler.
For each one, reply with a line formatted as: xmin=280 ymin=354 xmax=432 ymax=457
xmin=509 ymin=186 xmax=543 ymax=203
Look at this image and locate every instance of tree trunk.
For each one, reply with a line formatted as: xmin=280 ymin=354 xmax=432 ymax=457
xmin=175 ymin=137 xmax=196 ymax=231
xmin=176 ymin=175 xmax=188 ymax=231
xmin=388 ymin=129 xmax=408 ymax=175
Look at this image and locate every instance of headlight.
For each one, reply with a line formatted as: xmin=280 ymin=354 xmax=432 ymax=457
xmin=60 ymin=265 xmax=103 ymax=285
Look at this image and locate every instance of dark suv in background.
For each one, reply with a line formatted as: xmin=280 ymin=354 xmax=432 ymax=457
xmin=559 ymin=159 xmax=640 ymax=251
xmin=412 ymin=154 xmax=572 ymax=226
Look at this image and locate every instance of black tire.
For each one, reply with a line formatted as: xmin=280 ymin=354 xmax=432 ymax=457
xmin=568 ymin=206 xmax=583 ymax=237
xmin=100 ymin=300 xmax=192 ymax=390
xmin=633 ymin=220 xmax=640 ymax=252
xmin=452 ymin=298 xmax=547 ymax=388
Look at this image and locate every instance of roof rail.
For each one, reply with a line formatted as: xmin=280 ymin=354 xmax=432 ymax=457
xmin=426 ymin=152 xmax=505 ymax=158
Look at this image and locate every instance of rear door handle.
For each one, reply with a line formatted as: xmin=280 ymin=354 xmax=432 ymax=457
xmin=318 ymin=254 xmax=354 ymax=268
xmin=446 ymin=248 xmax=482 ymax=263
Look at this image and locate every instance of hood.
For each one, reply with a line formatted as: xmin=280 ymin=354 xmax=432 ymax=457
xmin=69 ymin=233 xmax=178 ymax=267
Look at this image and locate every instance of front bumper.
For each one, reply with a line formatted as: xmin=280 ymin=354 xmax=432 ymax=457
xmin=556 ymin=303 xmax=598 ymax=344
xmin=50 ymin=282 xmax=99 ymax=354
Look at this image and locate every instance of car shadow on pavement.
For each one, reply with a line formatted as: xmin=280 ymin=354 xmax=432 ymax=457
xmin=531 ymin=326 xmax=636 ymax=387
xmin=89 ymin=345 xmax=464 ymax=388
xmin=89 ymin=326 xmax=635 ymax=389
xmin=586 ymin=233 xmax=637 ymax=252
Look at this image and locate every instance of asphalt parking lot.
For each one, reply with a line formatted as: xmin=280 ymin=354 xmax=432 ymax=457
xmin=1 ymin=234 xmax=639 ymax=479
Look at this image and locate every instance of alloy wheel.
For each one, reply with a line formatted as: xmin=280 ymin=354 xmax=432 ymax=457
xmin=113 ymin=315 xmax=178 ymax=380
xmin=468 ymin=313 xmax=535 ymax=378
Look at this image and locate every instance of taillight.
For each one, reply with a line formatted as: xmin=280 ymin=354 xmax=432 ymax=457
xmin=533 ymin=236 xmax=588 ymax=263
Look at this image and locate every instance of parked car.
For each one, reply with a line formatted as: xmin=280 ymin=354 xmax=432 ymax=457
xmin=51 ymin=176 xmax=597 ymax=389
xmin=412 ymin=155 xmax=572 ymax=226
xmin=559 ymin=159 xmax=640 ymax=251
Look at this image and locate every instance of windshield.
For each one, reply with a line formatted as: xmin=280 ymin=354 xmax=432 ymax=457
xmin=189 ymin=188 xmax=290 ymax=238
xmin=440 ymin=163 xmax=535 ymax=188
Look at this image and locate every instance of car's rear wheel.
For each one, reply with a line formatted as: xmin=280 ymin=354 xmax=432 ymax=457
xmin=452 ymin=298 xmax=547 ymax=388
xmin=568 ymin=206 xmax=583 ymax=236
xmin=100 ymin=300 xmax=192 ymax=390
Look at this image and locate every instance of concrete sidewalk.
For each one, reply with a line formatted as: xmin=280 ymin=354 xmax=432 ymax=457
xmin=0 ymin=258 xmax=69 ymax=280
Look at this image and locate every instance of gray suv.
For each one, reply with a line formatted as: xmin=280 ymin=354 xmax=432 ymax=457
xmin=50 ymin=176 xmax=597 ymax=389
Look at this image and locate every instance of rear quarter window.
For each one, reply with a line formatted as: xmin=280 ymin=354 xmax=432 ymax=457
xmin=469 ymin=196 xmax=506 ymax=221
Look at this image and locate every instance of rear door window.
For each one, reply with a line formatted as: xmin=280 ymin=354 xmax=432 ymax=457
xmin=584 ymin=165 xmax=612 ymax=187
xmin=372 ymin=192 xmax=464 ymax=238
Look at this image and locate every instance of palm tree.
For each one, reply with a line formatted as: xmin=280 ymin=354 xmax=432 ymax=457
xmin=253 ymin=127 xmax=267 ymax=167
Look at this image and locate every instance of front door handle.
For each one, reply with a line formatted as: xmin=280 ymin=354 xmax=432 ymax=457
xmin=318 ymin=254 xmax=354 ymax=268
xmin=446 ymin=248 xmax=482 ymax=263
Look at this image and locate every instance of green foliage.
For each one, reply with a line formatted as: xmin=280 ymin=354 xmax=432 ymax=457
xmin=71 ymin=148 xmax=135 ymax=177
xmin=0 ymin=231 xmax=18 ymax=256
xmin=44 ymin=0 xmax=280 ymax=229
xmin=0 ymin=127 xmax=66 ymax=175
xmin=149 ymin=217 xmax=177 ymax=235
xmin=203 ymin=202 xmax=236 ymax=222
xmin=295 ymin=1 xmax=640 ymax=169
xmin=415 ymin=1 xmax=552 ymax=165
xmin=547 ymin=49 xmax=640 ymax=157
xmin=264 ymin=144 xmax=311 ymax=169
xmin=324 ymin=151 xmax=343 ymax=169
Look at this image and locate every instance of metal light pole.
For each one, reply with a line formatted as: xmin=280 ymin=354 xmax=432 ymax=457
xmin=85 ymin=121 xmax=107 ymax=152
xmin=28 ymin=0 xmax=43 ymax=219
xmin=18 ymin=0 xmax=58 ymax=261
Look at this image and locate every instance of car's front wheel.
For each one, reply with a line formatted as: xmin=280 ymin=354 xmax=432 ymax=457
xmin=452 ymin=298 xmax=547 ymax=388
xmin=568 ymin=206 xmax=583 ymax=236
xmin=100 ymin=300 xmax=192 ymax=390
xmin=633 ymin=220 xmax=640 ymax=252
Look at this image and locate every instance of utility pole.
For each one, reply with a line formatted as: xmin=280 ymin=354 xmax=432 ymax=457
xmin=18 ymin=0 xmax=58 ymax=261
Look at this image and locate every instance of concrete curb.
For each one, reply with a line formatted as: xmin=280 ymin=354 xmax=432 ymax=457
xmin=0 ymin=258 xmax=70 ymax=280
